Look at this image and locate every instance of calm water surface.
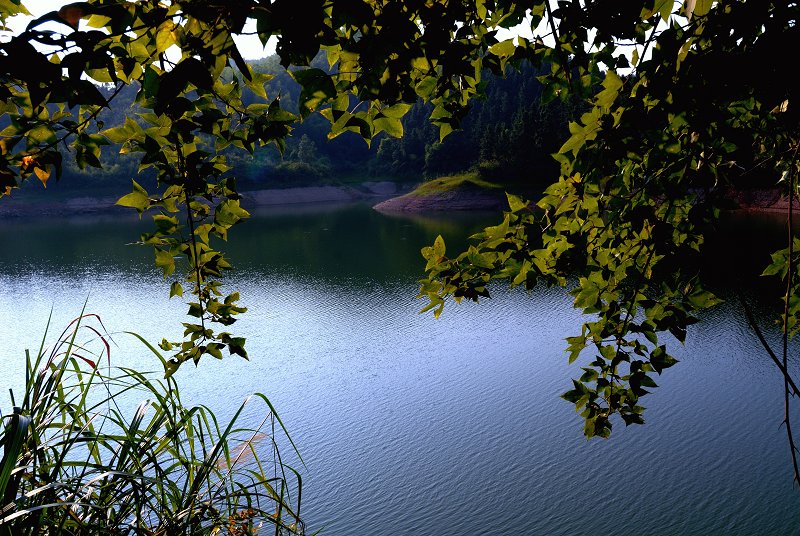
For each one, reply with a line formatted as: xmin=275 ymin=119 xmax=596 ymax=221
xmin=1 ymin=203 xmax=799 ymax=535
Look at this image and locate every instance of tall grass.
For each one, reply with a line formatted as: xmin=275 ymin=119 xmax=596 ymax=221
xmin=0 ymin=313 xmax=305 ymax=535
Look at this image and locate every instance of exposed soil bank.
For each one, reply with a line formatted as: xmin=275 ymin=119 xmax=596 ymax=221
xmin=374 ymin=184 xmax=800 ymax=214
xmin=725 ymin=187 xmax=798 ymax=213
xmin=373 ymin=185 xmax=509 ymax=212
xmin=0 ymin=195 xmax=121 ymax=218
xmin=0 ymin=183 xmax=795 ymax=218
xmin=373 ymin=175 xmax=511 ymax=213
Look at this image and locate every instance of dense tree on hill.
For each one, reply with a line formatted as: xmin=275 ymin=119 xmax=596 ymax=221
xmin=49 ymin=57 xmax=574 ymax=190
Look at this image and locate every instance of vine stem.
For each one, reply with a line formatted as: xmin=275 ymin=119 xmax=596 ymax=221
xmin=178 ymin=146 xmax=206 ymax=334
xmin=21 ymin=82 xmax=126 ymax=161
xmin=782 ymin=153 xmax=800 ymax=486
xmin=607 ymin=199 xmax=671 ymax=411
xmin=543 ymin=0 xmax=571 ymax=86
xmin=739 ymin=294 xmax=800 ymax=398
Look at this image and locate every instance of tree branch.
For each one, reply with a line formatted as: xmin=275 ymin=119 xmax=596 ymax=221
xmin=783 ymin=156 xmax=800 ymax=485
xmin=738 ymin=293 xmax=800 ymax=398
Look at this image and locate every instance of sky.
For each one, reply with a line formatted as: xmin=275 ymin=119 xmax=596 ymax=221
xmin=4 ymin=1 xmax=540 ymax=60
xmin=3 ymin=0 xmax=276 ymax=59
xmin=2 ymin=1 xmax=654 ymax=82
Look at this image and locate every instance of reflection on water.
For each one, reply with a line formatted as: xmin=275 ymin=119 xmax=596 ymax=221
xmin=1 ymin=202 xmax=800 ymax=535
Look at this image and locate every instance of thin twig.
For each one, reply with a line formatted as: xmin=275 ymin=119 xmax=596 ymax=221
xmin=782 ymin=155 xmax=800 ymax=485
xmin=178 ymin=147 xmax=206 ymax=333
xmin=543 ymin=0 xmax=571 ymax=85
xmin=738 ymin=293 xmax=800 ymax=398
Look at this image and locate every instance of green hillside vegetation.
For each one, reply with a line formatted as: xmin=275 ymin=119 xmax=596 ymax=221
xmin=34 ymin=56 xmax=576 ymax=198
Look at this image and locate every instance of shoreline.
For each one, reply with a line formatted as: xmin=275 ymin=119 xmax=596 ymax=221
xmin=0 ymin=181 xmax=405 ymax=219
xmin=0 ymin=183 xmax=796 ymax=218
xmin=374 ymin=185 xmax=800 ymax=214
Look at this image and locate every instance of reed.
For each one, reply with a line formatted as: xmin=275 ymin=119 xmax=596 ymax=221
xmin=0 ymin=312 xmax=305 ymax=535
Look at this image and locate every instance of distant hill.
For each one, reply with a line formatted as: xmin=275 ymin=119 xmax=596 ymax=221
xmin=41 ymin=54 xmax=579 ymax=198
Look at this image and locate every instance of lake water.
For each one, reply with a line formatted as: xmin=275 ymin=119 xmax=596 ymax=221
xmin=1 ymin=202 xmax=800 ymax=534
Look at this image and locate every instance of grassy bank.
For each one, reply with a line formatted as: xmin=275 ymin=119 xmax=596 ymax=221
xmin=372 ymin=172 xmax=510 ymax=212
xmin=407 ymin=172 xmax=503 ymax=197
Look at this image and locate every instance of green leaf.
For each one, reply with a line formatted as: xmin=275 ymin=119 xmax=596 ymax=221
xmin=86 ymin=13 xmax=111 ymax=28
xmin=438 ymin=122 xmax=454 ymax=142
xmin=580 ymin=368 xmax=599 ymax=382
xmin=468 ymin=250 xmax=494 ymax=269
xmin=595 ymin=71 xmax=623 ymax=109
xmin=116 ymin=180 xmax=150 ymax=214
xmin=215 ymin=199 xmax=250 ymax=228
xmin=639 ymin=374 xmax=658 ymax=388
xmin=245 ymin=71 xmax=273 ymax=100
xmin=0 ymin=0 xmax=29 ymax=19
xmin=293 ymin=68 xmax=336 ymax=117
xmin=154 ymin=248 xmax=176 ymax=277
xmin=561 ymin=380 xmax=589 ymax=405
xmin=155 ymin=23 xmax=176 ymax=54
xmin=573 ymin=285 xmax=600 ymax=309
xmin=26 ymin=124 xmax=56 ymax=144
xmin=33 ymin=165 xmax=50 ymax=187
xmin=686 ymin=288 xmax=722 ymax=310
xmin=170 ymin=281 xmax=183 ymax=298
xmin=433 ymin=235 xmax=446 ymax=259
xmin=642 ymin=0 xmax=674 ymax=20
xmin=415 ymin=76 xmax=437 ymax=98
xmin=373 ymin=116 xmax=403 ymax=138
xmin=380 ymin=103 xmax=412 ymax=118
xmin=621 ymin=413 xmax=645 ymax=426
xmin=507 ymin=193 xmax=528 ymax=213
xmin=102 ymin=118 xmax=140 ymax=144
xmin=558 ymin=121 xmax=601 ymax=156
xmin=489 ymin=39 xmax=516 ymax=58
xmin=156 ymin=58 xmax=212 ymax=111
xmin=512 ymin=260 xmax=531 ymax=287
xmin=650 ymin=346 xmax=679 ymax=374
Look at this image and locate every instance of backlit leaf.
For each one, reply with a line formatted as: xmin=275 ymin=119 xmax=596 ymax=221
xmin=33 ymin=165 xmax=50 ymax=187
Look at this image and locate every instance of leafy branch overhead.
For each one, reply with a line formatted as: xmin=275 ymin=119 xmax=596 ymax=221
xmin=418 ymin=0 xmax=800 ymax=450
xmin=0 ymin=0 xmax=528 ymax=374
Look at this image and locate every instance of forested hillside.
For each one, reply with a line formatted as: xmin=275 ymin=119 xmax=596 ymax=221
xmin=44 ymin=55 xmax=577 ymax=195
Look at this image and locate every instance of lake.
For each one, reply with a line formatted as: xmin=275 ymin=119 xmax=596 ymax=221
xmin=1 ymin=201 xmax=799 ymax=534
